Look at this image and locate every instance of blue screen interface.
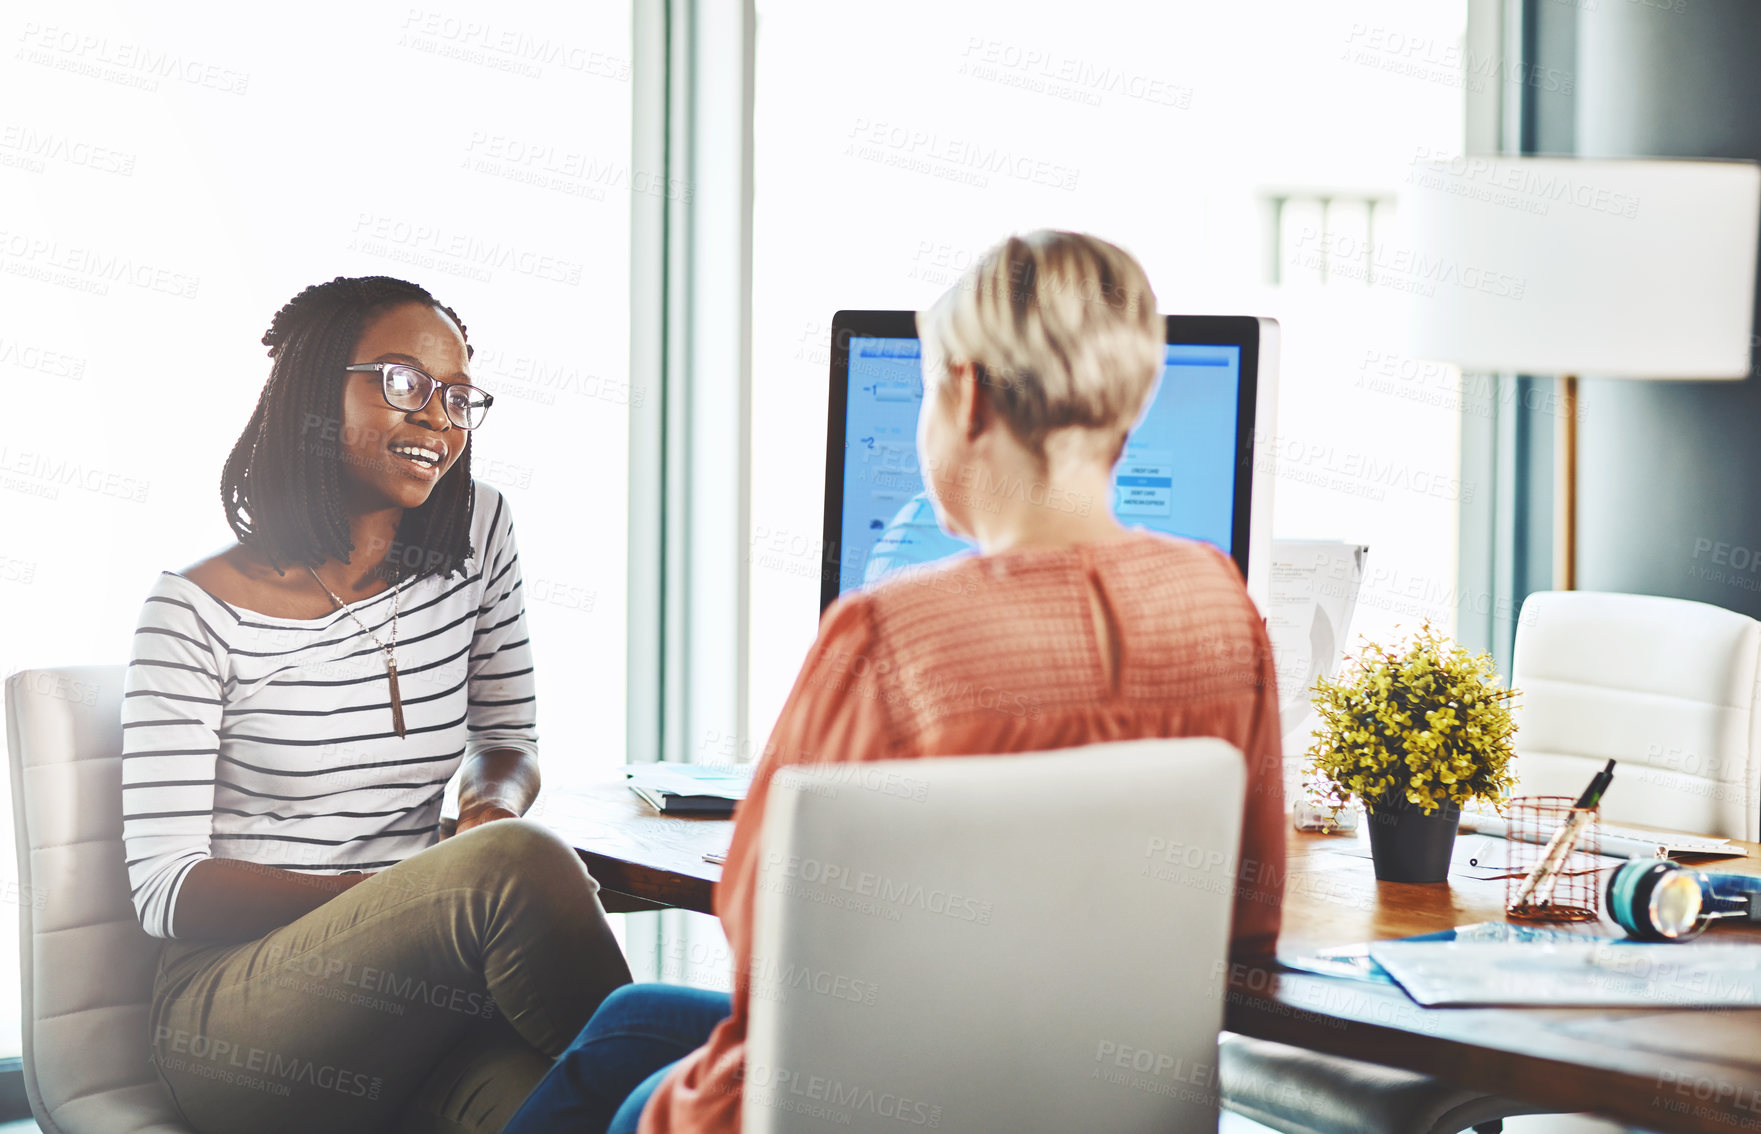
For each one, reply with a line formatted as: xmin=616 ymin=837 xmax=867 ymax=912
xmin=836 ymin=337 xmax=1241 ymax=596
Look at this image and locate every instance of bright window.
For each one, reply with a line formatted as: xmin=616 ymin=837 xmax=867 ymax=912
xmin=0 ymin=0 xmax=632 ymax=1058
xmin=748 ymin=0 xmax=1471 ymax=740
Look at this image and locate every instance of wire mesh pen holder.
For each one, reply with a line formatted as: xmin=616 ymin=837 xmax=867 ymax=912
xmin=1505 ymin=795 xmax=1602 ymax=923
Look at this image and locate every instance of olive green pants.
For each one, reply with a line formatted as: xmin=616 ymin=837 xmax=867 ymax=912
xmin=149 ymin=819 xmax=633 ymax=1134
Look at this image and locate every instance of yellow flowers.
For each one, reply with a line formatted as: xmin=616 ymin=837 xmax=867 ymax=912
xmin=1305 ymin=622 xmax=1519 ymax=816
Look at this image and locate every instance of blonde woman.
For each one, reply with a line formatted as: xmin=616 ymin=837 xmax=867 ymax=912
xmin=506 ymin=231 xmax=1285 ymax=1134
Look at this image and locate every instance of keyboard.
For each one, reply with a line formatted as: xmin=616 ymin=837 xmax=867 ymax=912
xmin=1457 ymin=811 xmax=1748 ymax=859
xmin=1594 ymin=822 xmax=1737 ymax=856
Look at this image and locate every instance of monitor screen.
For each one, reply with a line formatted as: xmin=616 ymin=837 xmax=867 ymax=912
xmin=822 ymin=313 xmax=1262 ymax=608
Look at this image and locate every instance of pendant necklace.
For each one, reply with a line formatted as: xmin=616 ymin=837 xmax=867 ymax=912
xmin=308 ymin=565 xmax=407 ymax=739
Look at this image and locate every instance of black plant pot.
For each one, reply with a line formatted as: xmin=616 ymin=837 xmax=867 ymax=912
xmin=1364 ymin=794 xmax=1461 ymax=883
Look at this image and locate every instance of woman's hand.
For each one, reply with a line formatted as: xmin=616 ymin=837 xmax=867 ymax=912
xmin=173 ymin=860 xmax=375 ymax=940
xmin=454 ymin=801 xmax=520 ymax=836
xmin=452 ymin=746 xmax=540 ymax=837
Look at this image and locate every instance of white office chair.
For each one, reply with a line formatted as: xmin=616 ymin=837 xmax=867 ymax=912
xmin=4 ymin=666 xmax=196 ymax=1134
xmin=1508 ymin=590 xmax=1761 ymax=839
xmin=742 ymin=738 xmax=1246 ymax=1134
xmin=1220 ymin=589 xmax=1761 ymax=1134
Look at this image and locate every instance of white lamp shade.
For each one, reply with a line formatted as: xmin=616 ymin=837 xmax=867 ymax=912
xmin=1403 ymin=157 xmax=1760 ymax=378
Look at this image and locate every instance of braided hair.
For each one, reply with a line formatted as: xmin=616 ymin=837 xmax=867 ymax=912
xmin=221 ymin=276 xmax=476 ymax=583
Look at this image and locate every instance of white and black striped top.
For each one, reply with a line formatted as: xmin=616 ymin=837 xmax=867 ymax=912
xmin=122 ymin=481 xmax=538 ymax=939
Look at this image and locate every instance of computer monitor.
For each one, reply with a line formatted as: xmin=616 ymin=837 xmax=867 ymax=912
xmin=820 ymin=311 xmax=1279 ymax=611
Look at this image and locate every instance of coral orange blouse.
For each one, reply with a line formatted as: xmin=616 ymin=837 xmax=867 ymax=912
xmin=641 ymin=533 xmax=1285 ymax=1134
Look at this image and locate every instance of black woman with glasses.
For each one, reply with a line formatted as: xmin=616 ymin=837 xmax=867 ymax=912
xmin=123 ymin=276 xmax=631 ymax=1134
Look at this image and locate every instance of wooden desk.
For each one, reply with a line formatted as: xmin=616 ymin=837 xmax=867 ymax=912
xmin=540 ymin=784 xmax=1761 ymax=1134
xmin=1225 ymin=831 xmax=1761 ymax=1133
xmin=539 ymin=781 xmax=728 ymax=915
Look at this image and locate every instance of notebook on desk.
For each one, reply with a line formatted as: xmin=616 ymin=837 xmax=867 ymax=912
xmin=624 ymin=763 xmax=753 ymax=816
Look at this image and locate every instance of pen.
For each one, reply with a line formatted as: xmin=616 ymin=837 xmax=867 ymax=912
xmin=1534 ymin=759 xmax=1615 ymax=904
xmin=1573 ymin=759 xmax=1617 ymax=810
xmin=1514 ymin=761 xmax=1616 ymax=907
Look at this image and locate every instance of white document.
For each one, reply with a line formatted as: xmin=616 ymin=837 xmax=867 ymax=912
xmin=1265 ymin=540 xmax=1369 ymax=755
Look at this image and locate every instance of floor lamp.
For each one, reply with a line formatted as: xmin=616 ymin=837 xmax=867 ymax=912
xmin=1402 ymin=155 xmax=1760 ymax=589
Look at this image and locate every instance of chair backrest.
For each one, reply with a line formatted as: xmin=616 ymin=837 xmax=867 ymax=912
xmin=4 ymin=666 xmax=194 ymax=1134
xmin=743 ymin=738 xmax=1246 ymax=1134
xmin=1512 ymin=591 xmax=1761 ymax=840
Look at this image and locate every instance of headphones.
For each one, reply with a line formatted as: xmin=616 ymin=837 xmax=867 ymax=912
xmin=1606 ymin=859 xmax=1761 ymax=941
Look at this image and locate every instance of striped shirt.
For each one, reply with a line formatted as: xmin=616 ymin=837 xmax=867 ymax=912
xmin=121 ymin=480 xmax=538 ymax=939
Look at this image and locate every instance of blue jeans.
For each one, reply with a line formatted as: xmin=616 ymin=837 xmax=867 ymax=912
xmin=504 ymin=983 xmax=732 ymax=1134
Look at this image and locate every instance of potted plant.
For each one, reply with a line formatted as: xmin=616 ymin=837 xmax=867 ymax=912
xmin=1305 ymin=623 xmax=1519 ymax=883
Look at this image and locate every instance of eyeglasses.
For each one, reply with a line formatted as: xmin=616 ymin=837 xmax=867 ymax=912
xmin=345 ymin=363 xmax=495 ymax=430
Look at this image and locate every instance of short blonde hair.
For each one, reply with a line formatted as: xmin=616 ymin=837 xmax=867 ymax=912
xmin=917 ymin=231 xmax=1161 ymax=457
